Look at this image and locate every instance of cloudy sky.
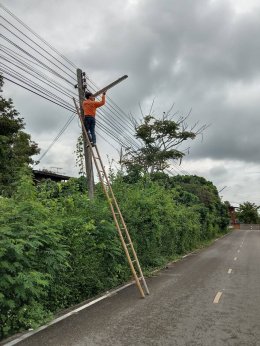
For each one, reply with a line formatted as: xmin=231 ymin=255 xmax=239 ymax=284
xmin=1 ymin=0 xmax=260 ymax=206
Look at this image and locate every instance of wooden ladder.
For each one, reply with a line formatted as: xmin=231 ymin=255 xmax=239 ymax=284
xmin=73 ymin=98 xmax=149 ymax=298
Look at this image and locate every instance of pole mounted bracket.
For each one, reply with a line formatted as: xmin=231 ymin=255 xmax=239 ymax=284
xmin=91 ymin=75 xmax=128 ymax=97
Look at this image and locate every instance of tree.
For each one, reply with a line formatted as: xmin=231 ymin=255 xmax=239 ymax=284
xmin=0 ymin=75 xmax=40 ymax=196
xmin=165 ymin=174 xmax=230 ymax=235
xmin=236 ymin=202 xmax=260 ymax=224
xmin=121 ymin=109 xmax=206 ymax=175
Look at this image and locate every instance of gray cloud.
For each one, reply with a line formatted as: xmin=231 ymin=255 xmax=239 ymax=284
xmin=1 ymin=0 xmax=260 ymax=204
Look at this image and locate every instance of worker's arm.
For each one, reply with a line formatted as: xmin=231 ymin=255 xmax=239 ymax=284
xmin=94 ymin=93 xmax=106 ymax=108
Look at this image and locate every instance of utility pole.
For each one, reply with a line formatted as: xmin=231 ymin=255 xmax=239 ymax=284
xmin=76 ymin=68 xmax=94 ymax=199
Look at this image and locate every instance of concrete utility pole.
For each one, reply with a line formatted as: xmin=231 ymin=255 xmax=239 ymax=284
xmin=76 ymin=68 xmax=94 ymax=199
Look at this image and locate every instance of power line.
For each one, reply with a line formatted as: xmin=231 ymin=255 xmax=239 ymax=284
xmin=0 ymin=66 xmax=75 ymax=110
xmin=3 ymin=73 xmax=134 ymax=149
xmin=171 ymin=161 xmax=191 ymax=175
xmin=1 ymin=45 xmax=78 ymax=96
xmin=1 ymin=13 xmax=140 ymax=148
xmin=1 ymin=34 xmax=75 ymax=85
xmin=85 ymin=83 xmax=141 ymax=149
xmin=0 ymin=55 xmax=75 ymax=99
xmin=87 ymin=78 xmax=139 ymax=137
xmin=0 ymin=3 xmax=77 ymax=69
xmin=1 ymin=38 xmax=140 ymax=148
xmin=2 ymin=75 xmax=75 ymax=112
xmin=1 ymin=15 xmax=76 ymax=76
xmin=95 ymin=107 xmax=140 ymax=150
xmin=35 ymin=112 xmax=76 ymax=164
xmin=0 ymin=5 xmax=142 ymax=155
xmin=0 ymin=25 xmax=76 ymax=82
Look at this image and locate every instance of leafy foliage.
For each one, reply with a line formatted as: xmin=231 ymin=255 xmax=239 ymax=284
xmin=165 ymin=174 xmax=230 ymax=238
xmin=236 ymin=202 xmax=260 ymax=224
xmin=0 ymin=170 xmax=68 ymax=339
xmin=111 ymin=178 xmax=202 ymax=266
xmin=122 ymin=114 xmax=205 ymax=174
xmin=0 ymin=72 xmax=231 ymax=341
xmin=0 ymin=170 xmax=229 ymax=340
xmin=0 ymin=75 xmax=39 ymax=196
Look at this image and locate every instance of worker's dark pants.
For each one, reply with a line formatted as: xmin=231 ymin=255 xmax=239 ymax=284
xmin=84 ymin=116 xmax=96 ymax=144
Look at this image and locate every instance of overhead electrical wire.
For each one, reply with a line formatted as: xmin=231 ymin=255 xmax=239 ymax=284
xmin=1 ymin=15 xmax=76 ymax=76
xmin=86 ymin=78 xmax=139 ymax=137
xmin=2 ymin=69 xmax=132 ymax=148
xmin=0 ymin=9 xmax=142 ymax=149
xmin=1 ymin=46 xmax=78 ymax=96
xmin=1 ymin=38 xmax=140 ymax=149
xmin=171 ymin=161 xmax=191 ymax=175
xmin=1 ymin=34 xmax=75 ymax=85
xmin=2 ymin=75 xmax=75 ymax=111
xmin=1 ymin=61 xmax=138 ymax=149
xmin=1 ymin=44 xmax=66 ymax=72
xmin=0 ymin=66 xmax=75 ymax=110
xmin=0 ymin=3 xmax=78 ymax=69
xmin=0 ymin=55 xmax=75 ymax=100
xmin=0 ymin=4 xmax=191 ymax=174
xmin=35 ymin=112 xmax=76 ymax=164
xmin=2 ymin=69 xmax=135 ymax=149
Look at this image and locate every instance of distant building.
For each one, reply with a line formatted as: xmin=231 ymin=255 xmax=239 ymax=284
xmin=32 ymin=169 xmax=71 ymax=183
xmin=228 ymin=206 xmax=240 ymax=229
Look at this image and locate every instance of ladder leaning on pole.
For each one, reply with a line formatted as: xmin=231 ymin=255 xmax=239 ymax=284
xmin=73 ymin=98 xmax=150 ymax=298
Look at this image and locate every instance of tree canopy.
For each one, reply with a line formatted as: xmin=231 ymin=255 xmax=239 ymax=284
xmin=121 ymin=112 xmax=206 ymax=175
xmin=0 ymin=75 xmax=40 ymax=196
xmin=236 ymin=202 xmax=260 ymax=224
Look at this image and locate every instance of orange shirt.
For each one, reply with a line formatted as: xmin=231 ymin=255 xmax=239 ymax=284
xmin=82 ymin=95 xmax=105 ymax=117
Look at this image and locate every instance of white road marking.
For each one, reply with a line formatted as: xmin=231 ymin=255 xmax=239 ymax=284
xmin=213 ymin=291 xmax=223 ymax=304
xmin=234 ymin=257 xmax=237 ymax=261
xmin=3 ymin=281 xmax=135 ymax=346
xmin=228 ymin=268 xmax=232 ymax=274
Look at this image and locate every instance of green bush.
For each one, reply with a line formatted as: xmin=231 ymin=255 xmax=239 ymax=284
xmin=111 ymin=178 xmax=201 ymax=266
xmin=0 ymin=173 xmax=68 ymax=339
xmin=35 ymin=178 xmax=129 ymax=312
xmin=0 ymin=172 xmax=229 ymax=340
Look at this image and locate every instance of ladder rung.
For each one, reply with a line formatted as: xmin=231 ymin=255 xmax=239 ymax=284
xmin=126 ymin=243 xmax=131 ymax=246
xmin=94 ymin=157 xmax=100 ymax=160
xmin=132 ymin=259 xmax=136 ymax=263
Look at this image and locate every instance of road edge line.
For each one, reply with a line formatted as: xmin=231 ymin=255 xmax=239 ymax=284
xmin=2 ymin=282 xmax=135 ymax=346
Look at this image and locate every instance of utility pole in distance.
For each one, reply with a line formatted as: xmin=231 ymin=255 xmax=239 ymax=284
xmin=76 ymin=68 xmax=94 ymax=199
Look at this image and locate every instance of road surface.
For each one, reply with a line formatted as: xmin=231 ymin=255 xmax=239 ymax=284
xmin=5 ymin=229 xmax=260 ymax=346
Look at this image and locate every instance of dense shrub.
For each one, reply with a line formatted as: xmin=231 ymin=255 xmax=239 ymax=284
xmin=0 ymin=173 xmax=68 ymax=338
xmin=111 ymin=179 xmax=201 ymax=266
xmin=0 ymin=172 xmax=229 ymax=340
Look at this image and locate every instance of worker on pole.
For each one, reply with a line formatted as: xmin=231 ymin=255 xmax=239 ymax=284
xmin=82 ymin=91 xmax=106 ymax=146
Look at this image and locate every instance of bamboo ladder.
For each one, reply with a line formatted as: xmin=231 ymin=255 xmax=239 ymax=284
xmin=73 ymin=98 xmax=150 ymax=298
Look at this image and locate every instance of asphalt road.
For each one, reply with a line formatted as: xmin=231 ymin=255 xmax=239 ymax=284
xmin=7 ymin=229 xmax=260 ymax=346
